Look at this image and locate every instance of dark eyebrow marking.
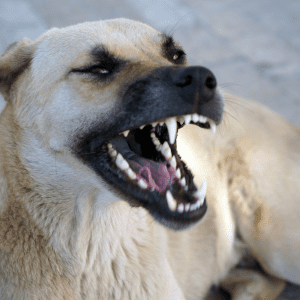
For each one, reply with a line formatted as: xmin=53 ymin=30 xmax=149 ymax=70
xmin=91 ymin=45 xmax=125 ymax=65
xmin=161 ymin=34 xmax=175 ymax=55
xmin=69 ymin=45 xmax=126 ymax=79
xmin=161 ymin=34 xmax=186 ymax=64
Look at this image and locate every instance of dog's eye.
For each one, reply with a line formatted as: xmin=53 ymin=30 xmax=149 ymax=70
xmin=172 ymin=50 xmax=185 ymax=61
xmin=89 ymin=67 xmax=110 ymax=74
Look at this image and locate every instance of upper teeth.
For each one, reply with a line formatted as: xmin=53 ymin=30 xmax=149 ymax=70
xmin=111 ymin=113 xmax=213 ymax=214
xmin=120 ymin=114 xmax=216 ymax=143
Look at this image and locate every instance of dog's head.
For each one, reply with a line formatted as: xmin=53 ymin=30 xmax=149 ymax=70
xmin=0 ymin=19 xmax=223 ymax=230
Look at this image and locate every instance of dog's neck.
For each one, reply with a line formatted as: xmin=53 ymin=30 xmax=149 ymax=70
xmin=0 ymin=103 xmax=171 ymax=297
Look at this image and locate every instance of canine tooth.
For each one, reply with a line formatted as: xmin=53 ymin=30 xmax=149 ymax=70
xmin=198 ymin=196 xmax=205 ymax=207
xmin=122 ymin=130 xmax=130 ymax=137
xmin=177 ymin=203 xmax=184 ymax=213
xmin=184 ymin=186 xmax=188 ymax=191
xmin=192 ymin=113 xmax=200 ymax=123
xmin=208 ymin=120 xmax=216 ymax=134
xmin=126 ymin=168 xmax=136 ymax=180
xmin=151 ymin=132 xmax=156 ymax=138
xmin=138 ymin=179 xmax=147 ymax=189
xmin=107 ymin=143 xmax=113 ymax=149
xmin=109 ymin=149 xmax=117 ymax=157
xmin=195 ymin=198 xmax=204 ymax=209
xmin=175 ymin=168 xmax=181 ymax=178
xmin=116 ymin=154 xmax=129 ymax=170
xmin=166 ymin=190 xmax=177 ymax=211
xmin=184 ymin=115 xmax=191 ymax=125
xmin=185 ymin=203 xmax=190 ymax=212
xmin=151 ymin=122 xmax=158 ymax=127
xmin=140 ymin=124 xmax=145 ymax=130
xmin=180 ymin=177 xmax=186 ymax=186
xmin=159 ymin=122 xmax=164 ymax=126
xmin=199 ymin=115 xmax=207 ymax=123
xmin=165 ymin=117 xmax=177 ymax=144
xmin=194 ymin=179 xmax=207 ymax=199
xmin=170 ymin=156 xmax=176 ymax=169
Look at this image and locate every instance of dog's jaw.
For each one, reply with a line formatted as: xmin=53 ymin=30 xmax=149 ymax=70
xmin=73 ymin=64 xmax=224 ymax=230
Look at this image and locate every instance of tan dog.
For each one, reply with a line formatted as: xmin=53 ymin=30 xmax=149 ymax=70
xmin=0 ymin=18 xmax=299 ymax=300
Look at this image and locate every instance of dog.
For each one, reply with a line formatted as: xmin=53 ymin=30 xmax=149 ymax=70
xmin=0 ymin=18 xmax=299 ymax=300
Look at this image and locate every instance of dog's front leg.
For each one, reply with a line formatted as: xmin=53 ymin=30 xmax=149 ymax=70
xmin=219 ymin=268 xmax=286 ymax=300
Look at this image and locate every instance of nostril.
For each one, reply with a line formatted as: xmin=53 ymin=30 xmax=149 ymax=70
xmin=205 ymin=76 xmax=217 ymax=90
xmin=175 ymin=75 xmax=193 ymax=87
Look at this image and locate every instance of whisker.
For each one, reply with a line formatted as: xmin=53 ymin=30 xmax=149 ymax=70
xmin=163 ymin=12 xmax=194 ymax=36
xmin=225 ymin=98 xmax=254 ymax=113
xmin=223 ymin=110 xmax=246 ymax=131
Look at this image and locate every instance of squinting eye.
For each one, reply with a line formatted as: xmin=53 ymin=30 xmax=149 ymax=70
xmin=90 ymin=68 xmax=110 ymax=74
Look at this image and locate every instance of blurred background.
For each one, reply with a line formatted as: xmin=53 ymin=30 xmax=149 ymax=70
xmin=0 ymin=0 xmax=299 ymax=298
xmin=0 ymin=0 xmax=300 ymax=127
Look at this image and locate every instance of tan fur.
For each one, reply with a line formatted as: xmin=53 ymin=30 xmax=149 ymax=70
xmin=0 ymin=18 xmax=299 ymax=299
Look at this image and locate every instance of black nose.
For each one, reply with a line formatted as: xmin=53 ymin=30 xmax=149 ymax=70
xmin=171 ymin=66 xmax=217 ymax=104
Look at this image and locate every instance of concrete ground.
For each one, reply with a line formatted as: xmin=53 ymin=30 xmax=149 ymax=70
xmin=0 ymin=0 xmax=299 ymax=298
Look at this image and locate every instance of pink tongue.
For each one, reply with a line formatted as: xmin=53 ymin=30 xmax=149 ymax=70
xmin=129 ymin=158 xmax=176 ymax=193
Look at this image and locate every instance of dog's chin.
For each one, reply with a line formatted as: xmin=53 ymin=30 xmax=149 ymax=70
xmin=76 ymin=114 xmax=216 ymax=230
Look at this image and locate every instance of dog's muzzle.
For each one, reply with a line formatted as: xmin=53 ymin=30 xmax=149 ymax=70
xmin=75 ymin=65 xmax=224 ymax=230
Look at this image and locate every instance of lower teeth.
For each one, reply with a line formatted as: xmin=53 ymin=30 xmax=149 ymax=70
xmin=107 ymin=130 xmax=206 ymax=214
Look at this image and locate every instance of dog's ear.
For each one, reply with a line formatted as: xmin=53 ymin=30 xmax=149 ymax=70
xmin=0 ymin=38 xmax=34 ymax=100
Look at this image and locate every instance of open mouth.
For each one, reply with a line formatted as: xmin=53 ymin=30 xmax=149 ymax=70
xmin=74 ymin=65 xmax=223 ymax=230
xmin=97 ymin=113 xmax=217 ymax=229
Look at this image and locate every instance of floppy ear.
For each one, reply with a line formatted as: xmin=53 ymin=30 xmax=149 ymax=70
xmin=0 ymin=38 xmax=34 ymax=100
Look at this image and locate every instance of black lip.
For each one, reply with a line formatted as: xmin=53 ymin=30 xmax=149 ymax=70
xmin=75 ymin=136 xmax=207 ymax=230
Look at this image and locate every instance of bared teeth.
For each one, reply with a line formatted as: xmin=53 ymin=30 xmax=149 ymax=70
xmin=109 ymin=148 xmax=117 ymax=158
xmin=165 ymin=117 xmax=177 ymax=144
xmin=178 ymin=116 xmax=185 ymax=125
xmin=208 ymin=119 xmax=216 ymax=133
xmin=122 ymin=130 xmax=130 ymax=137
xmin=183 ymin=115 xmax=192 ymax=125
xmin=151 ymin=132 xmax=161 ymax=146
xmin=194 ymin=179 xmax=207 ymax=199
xmin=184 ymin=203 xmax=190 ymax=212
xmin=192 ymin=113 xmax=200 ymax=123
xmin=116 ymin=154 xmax=129 ymax=170
xmin=138 ymin=179 xmax=147 ymax=189
xmin=175 ymin=168 xmax=181 ymax=178
xmin=199 ymin=115 xmax=207 ymax=123
xmin=177 ymin=203 xmax=184 ymax=213
xmin=161 ymin=141 xmax=172 ymax=159
xmin=170 ymin=156 xmax=176 ymax=169
xmin=125 ymin=168 xmax=136 ymax=180
xmin=180 ymin=177 xmax=186 ymax=186
xmin=111 ymin=112 xmax=216 ymax=198
xmin=166 ymin=190 xmax=177 ymax=211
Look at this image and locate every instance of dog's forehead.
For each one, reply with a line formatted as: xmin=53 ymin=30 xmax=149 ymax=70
xmin=36 ymin=19 xmax=163 ymax=65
